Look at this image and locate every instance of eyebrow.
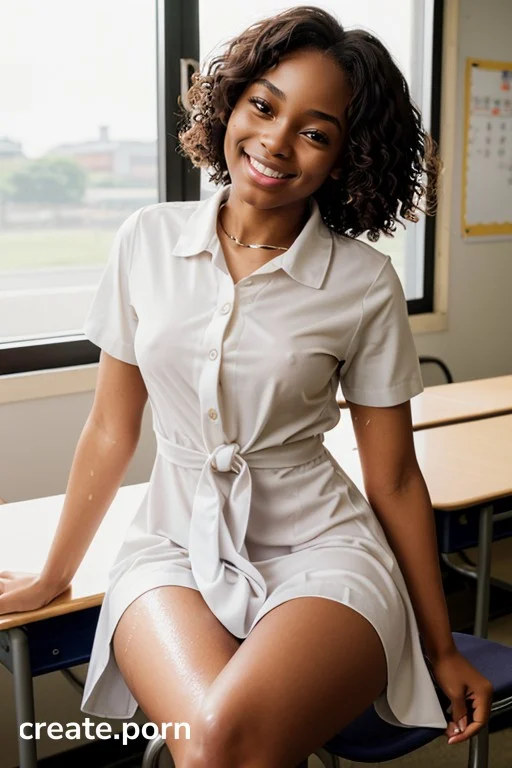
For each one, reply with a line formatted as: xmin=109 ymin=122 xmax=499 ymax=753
xmin=253 ymin=78 xmax=343 ymax=133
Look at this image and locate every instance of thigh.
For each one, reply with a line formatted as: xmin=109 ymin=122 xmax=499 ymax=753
xmin=112 ymin=585 xmax=242 ymax=762
xmin=199 ymin=597 xmax=388 ymax=768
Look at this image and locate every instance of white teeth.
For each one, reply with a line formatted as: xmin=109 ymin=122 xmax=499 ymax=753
xmin=249 ymin=155 xmax=288 ymax=179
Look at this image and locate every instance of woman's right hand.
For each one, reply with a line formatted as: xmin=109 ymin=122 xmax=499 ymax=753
xmin=0 ymin=571 xmax=71 ymax=615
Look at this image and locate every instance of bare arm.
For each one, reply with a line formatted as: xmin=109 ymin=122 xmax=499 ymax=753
xmin=41 ymin=350 xmax=149 ymax=591
xmin=0 ymin=351 xmax=148 ymax=611
xmin=347 ymin=399 xmax=456 ymax=661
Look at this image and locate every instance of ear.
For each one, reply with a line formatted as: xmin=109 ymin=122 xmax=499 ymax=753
xmin=330 ymin=168 xmax=342 ymax=181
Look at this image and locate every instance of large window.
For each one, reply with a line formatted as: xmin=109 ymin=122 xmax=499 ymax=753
xmin=1 ymin=0 xmax=442 ymax=375
xmin=0 ymin=0 xmax=159 ymax=372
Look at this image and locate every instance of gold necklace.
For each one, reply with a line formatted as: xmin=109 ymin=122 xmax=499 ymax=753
xmin=218 ymin=203 xmax=289 ymax=252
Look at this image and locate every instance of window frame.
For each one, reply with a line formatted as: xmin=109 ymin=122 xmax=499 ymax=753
xmin=408 ymin=0 xmax=443 ymax=316
xmin=0 ymin=0 xmax=443 ymax=376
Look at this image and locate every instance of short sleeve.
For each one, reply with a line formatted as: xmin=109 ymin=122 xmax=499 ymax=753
xmin=339 ymin=256 xmax=424 ymax=406
xmin=82 ymin=209 xmax=143 ymax=365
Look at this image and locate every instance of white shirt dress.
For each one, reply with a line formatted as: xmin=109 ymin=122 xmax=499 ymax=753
xmin=80 ymin=184 xmax=448 ymax=730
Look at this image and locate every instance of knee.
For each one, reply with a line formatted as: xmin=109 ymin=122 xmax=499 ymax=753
xmin=177 ymin=702 xmax=249 ymax=768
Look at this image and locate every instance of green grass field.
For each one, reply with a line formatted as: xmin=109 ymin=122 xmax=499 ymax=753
xmin=0 ymin=229 xmax=115 ymax=270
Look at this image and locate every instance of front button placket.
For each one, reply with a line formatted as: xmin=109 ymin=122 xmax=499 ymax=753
xmin=198 ymin=270 xmax=235 ymax=451
xmin=184 ymin=238 xmax=301 ymax=637
xmin=188 ymin=263 xmax=270 ymax=637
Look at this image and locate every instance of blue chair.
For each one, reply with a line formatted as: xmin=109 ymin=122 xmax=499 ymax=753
xmin=141 ymin=631 xmax=512 ymax=768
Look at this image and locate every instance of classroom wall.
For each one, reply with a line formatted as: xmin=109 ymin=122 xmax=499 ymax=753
xmin=415 ymin=0 xmax=512 ymax=378
xmin=1 ymin=0 xmax=511 ymax=764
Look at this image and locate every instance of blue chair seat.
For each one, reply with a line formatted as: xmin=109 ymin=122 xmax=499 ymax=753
xmin=141 ymin=632 xmax=512 ymax=768
xmin=322 ymin=631 xmax=512 ymax=763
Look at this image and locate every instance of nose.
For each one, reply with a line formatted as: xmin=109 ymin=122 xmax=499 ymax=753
xmin=260 ymin=120 xmax=292 ymax=158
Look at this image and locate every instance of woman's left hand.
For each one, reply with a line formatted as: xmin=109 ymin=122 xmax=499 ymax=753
xmin=428 ymin=648 xmax=493 ymax=745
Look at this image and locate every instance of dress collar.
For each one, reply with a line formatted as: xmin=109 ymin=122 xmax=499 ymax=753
xmin=172 ymin=184 xmax=333 ymax=290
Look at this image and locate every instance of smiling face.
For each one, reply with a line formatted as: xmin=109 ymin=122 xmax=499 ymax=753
xmin=223 ymin=47 xmax=352 ymax=211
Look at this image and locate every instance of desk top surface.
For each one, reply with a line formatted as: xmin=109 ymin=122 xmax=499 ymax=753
xmin=325 ymin=411 xmax=512 ymax=512
xmin=0 ymin=484 xmax=147 ymax=631
xmin=338 ymin=374 xmax=512 ymax=429
xmin=2 ymin=411 xmax=512 ymax=631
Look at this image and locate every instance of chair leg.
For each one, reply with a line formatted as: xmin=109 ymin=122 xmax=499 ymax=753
xmin=467 ymin=724 xmax=489 ymax=768
xmin=313 ymin=747 xmax=343 ymax=767
xmin=141 ymin=735 xmax=172 ymax=768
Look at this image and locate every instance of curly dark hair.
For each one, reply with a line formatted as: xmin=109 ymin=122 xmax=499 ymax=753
xmin=177 ymin=6 xmax=441 ymax=242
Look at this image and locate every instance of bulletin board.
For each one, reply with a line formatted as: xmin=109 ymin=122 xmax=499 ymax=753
xmin=461 ymin=58 xmax=512 ymax=239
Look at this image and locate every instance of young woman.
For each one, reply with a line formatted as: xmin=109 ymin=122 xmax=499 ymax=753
xmin=0 ymin=7 xmax=492 ymax=767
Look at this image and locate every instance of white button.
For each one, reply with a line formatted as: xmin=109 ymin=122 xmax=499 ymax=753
xmin=208 ymin=349 xmax=218 ymax=360
xmin=220 ymin=303 xmax=231 ymax=314
xmin=245 ymin=280 xmax=253 ymax=286
xmin=208 ymin=408 xmax=218 ymax=421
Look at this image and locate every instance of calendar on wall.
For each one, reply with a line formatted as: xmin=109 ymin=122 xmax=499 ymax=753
xmin=462 ymin=58 xmax=512 ymax=239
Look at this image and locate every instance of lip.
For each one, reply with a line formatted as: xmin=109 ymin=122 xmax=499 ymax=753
xmin=245 ymin=151 xmax=295 ymax=177
xmin=243 ymin=151 xmax=296 ymax=187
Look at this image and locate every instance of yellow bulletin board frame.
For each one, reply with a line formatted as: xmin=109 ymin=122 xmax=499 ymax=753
xmin=461 ymin=58 xmax=512 ymax=239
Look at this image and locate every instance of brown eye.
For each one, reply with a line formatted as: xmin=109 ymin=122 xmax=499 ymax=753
xmin=303 ymin=130 xmax=329 ymax=145
xmin=248 ymin=97 xmax=271 ymax=114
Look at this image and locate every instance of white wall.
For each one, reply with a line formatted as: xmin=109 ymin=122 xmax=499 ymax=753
xmin=415 ymin=0 xmax=512 ymax=379
xmin=1 ymin=0 xmax=511 ymax=764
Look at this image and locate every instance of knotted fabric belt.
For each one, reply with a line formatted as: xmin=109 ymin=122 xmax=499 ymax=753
xmin=154 ymin=429 xmax=325 ymax=638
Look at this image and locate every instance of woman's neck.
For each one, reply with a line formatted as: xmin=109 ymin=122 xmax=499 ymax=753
xmin=219 ymin=191 xmax=309 ymax=250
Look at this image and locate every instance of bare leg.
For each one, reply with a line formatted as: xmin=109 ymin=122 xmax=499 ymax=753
xmin=183 ymin=597 xmax=388 ymax=768
xmin=112 ymin=585 xmax=241 ymax=764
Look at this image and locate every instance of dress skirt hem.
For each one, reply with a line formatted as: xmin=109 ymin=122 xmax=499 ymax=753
xmin=80 ymin=565 xmax=448 ymax=731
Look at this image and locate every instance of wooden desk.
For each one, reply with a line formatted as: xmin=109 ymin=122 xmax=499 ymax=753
xmin=337 ymin=374 xmax=512 ymax=430
xmin=0 ymin=484 xmax=147 ymax=768
xmin=0 ymin=484 xmax=147 ymax=631
xmin=324 ymin=413 xmax=512 ymax=639
xmin=3 ymin=415 xmax=512 ymax=767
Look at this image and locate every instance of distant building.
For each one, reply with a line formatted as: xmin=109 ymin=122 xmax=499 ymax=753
xmin=47 ymin=125 xmax=157 ymax=184
xmin=0 ymin=137 xmax=25 ymax=160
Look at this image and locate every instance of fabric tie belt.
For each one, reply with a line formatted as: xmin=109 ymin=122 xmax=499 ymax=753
xmin=154 ymin=429 xmax=325 ymax=638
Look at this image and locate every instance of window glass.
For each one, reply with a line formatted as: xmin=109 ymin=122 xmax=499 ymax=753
xmin=0 ymin=0 xmax=158 ymax=342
